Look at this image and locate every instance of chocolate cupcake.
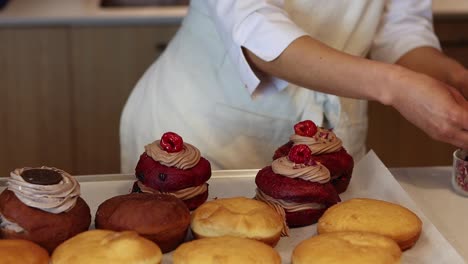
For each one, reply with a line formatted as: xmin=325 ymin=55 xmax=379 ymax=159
xmin=256 ymin=144 xmax=340 ymax=235
xmin=132 ymin=132 xmax=211 ymax=210
xmin=0 ymin=167 xmax=91 ymax=253
xmin=95 ymin=193 xmax=191 ymax=253
xmin=273 ymin=120 xmax=354 ymax=193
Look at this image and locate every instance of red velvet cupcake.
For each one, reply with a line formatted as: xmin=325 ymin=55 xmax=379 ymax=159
xmin=132 ymin=132 xmax=211 ymax=210
xmin=256 ymin=144 xmax=340 ymax=236
xmin=273 ymin=120 xmax=354 ymax=194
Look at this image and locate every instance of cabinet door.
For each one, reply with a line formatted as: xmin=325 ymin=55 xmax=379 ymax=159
xmin=0 ymin=28 xmax=73 ymax=176
xmin=434 ymin=20 xmax=468 ymax=67
xmin=69 ymin=25 xmax=179 ymax=175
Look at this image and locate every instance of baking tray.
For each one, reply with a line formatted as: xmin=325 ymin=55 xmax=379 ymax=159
xmin=0 ymin=151 xmax=465 ymax=263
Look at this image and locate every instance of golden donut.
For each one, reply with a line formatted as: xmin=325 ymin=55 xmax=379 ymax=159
xmin=190 ymin=197 xmax=283 ymax=246
xmin=317 ymin=198 xmax=422 ymax=250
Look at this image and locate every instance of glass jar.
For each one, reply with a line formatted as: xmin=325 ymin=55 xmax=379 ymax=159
xmin=452 ymin=149 xmax=468 ymax=197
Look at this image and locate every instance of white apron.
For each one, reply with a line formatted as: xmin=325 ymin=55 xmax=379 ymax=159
xmin=120 ymin=0 xmax=385 ymax=172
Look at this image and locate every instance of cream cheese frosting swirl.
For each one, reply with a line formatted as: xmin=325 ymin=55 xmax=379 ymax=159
xmin=271 ymin=157 xmax=331 ymax=184
xmin=255 ymin=189 xmax=324 ymax=236
xmin=7 ymin=167 xmax=80 ymax=214
xmin=145 ymin=140 xmax=201 ymax=169
xmin=136 ymin=181 xmax=207 ymax=201
xmin=291 ymin=127 xmax=342 ymax=154
xmin=257 ymin=152 xmax=332 ymax=236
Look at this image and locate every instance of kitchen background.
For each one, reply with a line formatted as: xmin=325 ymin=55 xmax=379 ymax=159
xmin=0 ymin=0 xmax=467 ymax=176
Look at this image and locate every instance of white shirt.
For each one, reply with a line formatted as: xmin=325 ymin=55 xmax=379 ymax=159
xmin=120 ymin=0 xmax=441 ymax=172
xmin=204 ymin=0 xmax=440 ymax=96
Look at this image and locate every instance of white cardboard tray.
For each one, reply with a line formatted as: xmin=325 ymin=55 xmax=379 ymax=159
xmin=0 ymin=151 xmax=465 ymax=263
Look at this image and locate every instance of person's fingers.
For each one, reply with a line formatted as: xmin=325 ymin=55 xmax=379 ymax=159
xmin=434 ymin=126 xmax=468 ymax=150
xmin=451 ymin=69 xmax=468 ymax=99
xmin=392 ymin=72 xmax=468 ymax=148
xmin=422 ymin=104 xmax=468 ymax=148
xmin=446 ymin=84 xmax=468 ymax=108
xmin=447 ymin=102 xmax=468 ymax=132
xmin=409 ymin=103 xmax=468 ymax=148
xmin=440 ymin=85 xmax=468 ymax=132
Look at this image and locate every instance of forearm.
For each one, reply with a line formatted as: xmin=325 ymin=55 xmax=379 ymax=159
xmin=244 ymin=35 xmax=400 ymax=105
xmin=396 ymin=46 xmax=466 ymax=87
xmin=244 ymin=36 xmax=468 ymax=149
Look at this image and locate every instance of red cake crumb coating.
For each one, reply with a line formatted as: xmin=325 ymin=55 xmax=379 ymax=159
xmin=285 ymin=208 xmax=329 ymax=227
xmin=272 ymin=121 xmax=354 ymax=194
xmin=256 ymin=143 xmax=342 ymax=229
xmin=256 ymin=166 xmax=340 ymax=227
xmin=135 ymin=153 xmax=211 ymax=192
xmin=256 ymin=167 xmax=340 ymax=204
xmin=133 ymin=132 xmax=212 ymax=210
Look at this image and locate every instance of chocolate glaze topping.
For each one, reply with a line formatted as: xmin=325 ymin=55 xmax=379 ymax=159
xmin=20 ymin=169 xmax=63 ymax=185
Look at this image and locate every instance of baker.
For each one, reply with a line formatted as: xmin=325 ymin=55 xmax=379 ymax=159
xmin=120 ymin=0 xmax=468 ymax=171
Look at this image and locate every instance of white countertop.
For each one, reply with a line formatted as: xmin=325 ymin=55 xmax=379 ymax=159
xmin=1 ymin=0 xmax=468 ymax=26
xmin=391 ymin=167 xmax=468 ymax=262
xmin=0 ymin=0 xmax=188 ymax=26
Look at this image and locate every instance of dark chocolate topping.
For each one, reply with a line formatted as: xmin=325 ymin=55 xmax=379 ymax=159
xmin=20 ymin=169 xmax=63 ymax=185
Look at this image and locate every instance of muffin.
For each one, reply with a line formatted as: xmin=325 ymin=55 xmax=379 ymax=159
xmin=273 ymin=120 xmax=354 ymax=193
xmin=256 ymin=144 xmax=340 ymax=234
xmin=95 ymin=193 xmax=190 ymax=253
xmin=191 ymin=197 xmax=283 ymax=246
xmin=132 ymin=132 xmax=211 ymax=210
xmin=51 ymin=230 xmax=162 ymax=264
xmin=292 ymin=231 xmax=402 ymax=264
xmin=173 ymin=236 xmax=281 ymax=264
xmin=317 ymin=198 xmax=422 ymax=250
xmin=0 ymin=239 xmax=49 ymax=264
xmin=0 ymin=166 xmax=91 ymax=253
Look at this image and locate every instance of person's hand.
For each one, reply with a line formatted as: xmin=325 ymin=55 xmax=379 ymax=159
xmin=388 ymin=68 xmax=468 ymax=149
xmin=449 ymin=67 xmax=468 ymax=100
xmin=245 ymin=37 xmax=468 ymax=149
xmin=395 ymin=47 xmax=468 ymax=99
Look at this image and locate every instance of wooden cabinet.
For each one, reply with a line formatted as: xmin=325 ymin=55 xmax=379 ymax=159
xmin=0 ymin=28 xmax=74 ymax=175
xmin=434 ymin=19 xmax=468 ymax=66
xmin=69 ymin=25 xmax=178 ymax=175
xmin=0 ymin=25 xmax=179 ymax=176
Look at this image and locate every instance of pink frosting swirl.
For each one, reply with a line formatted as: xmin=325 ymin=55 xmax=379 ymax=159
xmin=145 ymin=140 xmax=201 ymax=169
xmin=137 ymin=181 xmax=207 ymax=201
xmin=255 ymin=189 xmax=324 ymax=236
xmin=290 ymin=127 xmax=342 ymax=154
xmin=271 ymin=157 xmax=331 ymax=184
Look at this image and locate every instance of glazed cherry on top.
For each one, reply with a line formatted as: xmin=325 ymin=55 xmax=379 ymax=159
xmin=288 ymin=144 xmax=312 ymax=164
xmin=160 ymin=132 xmax=184 ymax=153
xmin=294 ymin=120 xmax=318 ymax=137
